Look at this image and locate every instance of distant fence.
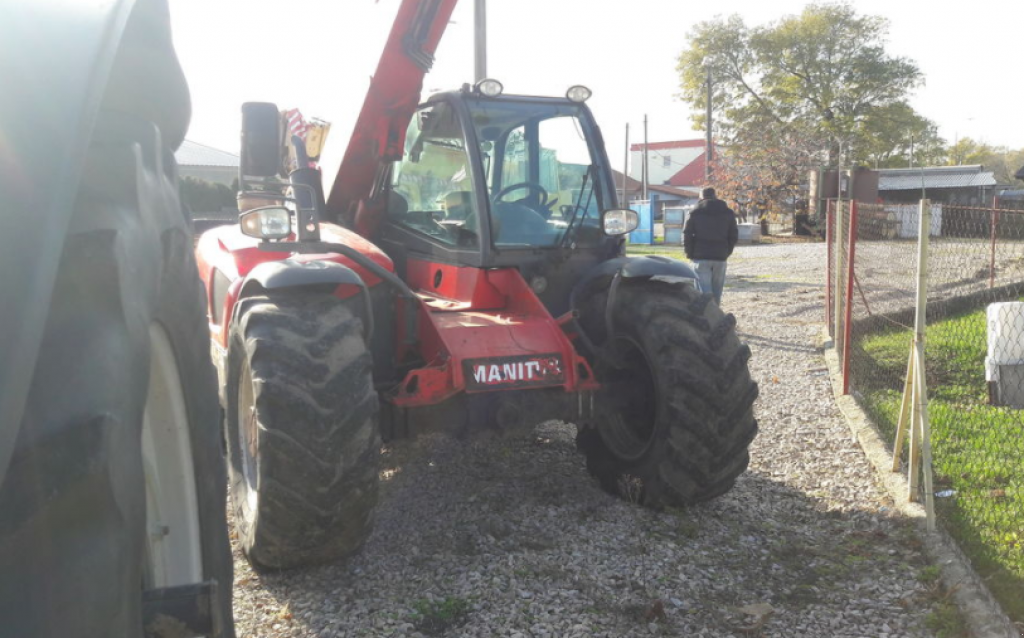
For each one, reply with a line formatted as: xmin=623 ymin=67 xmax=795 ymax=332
xmin=827 ymin=199 xmax=1024 ymax=623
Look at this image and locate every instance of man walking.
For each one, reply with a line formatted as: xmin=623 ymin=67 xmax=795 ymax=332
xmin=683 ymin=187 xmax=738 ymax=304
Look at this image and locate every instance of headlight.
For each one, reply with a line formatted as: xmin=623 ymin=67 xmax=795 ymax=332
xmin=239 ymin=206 xmax=291 ymax=240
xmin=602 ymin=208 xmax=640 ymax=236
xmin=566 ymin=85 xmax=592 ymax=103
xmin=475 ymin=78 xmax=504 ymax=97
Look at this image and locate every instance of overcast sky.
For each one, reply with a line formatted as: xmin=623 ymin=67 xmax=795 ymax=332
xmin=171 ymin=0 xmax=1023 ymax=184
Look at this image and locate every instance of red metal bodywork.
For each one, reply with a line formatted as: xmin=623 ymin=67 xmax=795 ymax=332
xmin=196 ymin=222 xmax=392 ymax=348
xmin=392 ymin=260 xmax=598 ymax=406
xmin=195 ymin=232 xmax=598 ymax=408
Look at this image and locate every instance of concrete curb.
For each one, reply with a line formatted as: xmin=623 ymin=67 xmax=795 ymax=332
xmin=820 ymin=332 xmax=1020 ymax=638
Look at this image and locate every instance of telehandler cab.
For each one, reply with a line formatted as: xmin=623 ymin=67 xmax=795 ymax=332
xmin=196 ymin=0 xmax=757 ymax=570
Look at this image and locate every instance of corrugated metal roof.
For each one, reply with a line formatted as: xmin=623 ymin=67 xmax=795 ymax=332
xmin=175 ymin=139 xmax=239 ymax=168
xmin=879 ymin=165 xmax=996 ymax=191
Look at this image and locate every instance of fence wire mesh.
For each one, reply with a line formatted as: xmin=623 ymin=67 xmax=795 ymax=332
xmin=839 ymin=199 xmax=1024 ymax=622
xmin=846 ymin=202 xmax=919 ymax=432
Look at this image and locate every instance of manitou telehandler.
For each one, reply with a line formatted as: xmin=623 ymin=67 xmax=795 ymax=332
xmin=196 ymin=0 xmax=757 ymax=570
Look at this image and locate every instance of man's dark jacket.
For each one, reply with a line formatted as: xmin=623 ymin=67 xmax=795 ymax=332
xmin=683 ymin=198 xmax=739 ymax=261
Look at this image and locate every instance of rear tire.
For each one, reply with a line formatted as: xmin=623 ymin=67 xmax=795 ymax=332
xmin=0 ymin=118 xmax=235 ymax=636
xmin=577 ymin=281 xmax=758 ymax=507
xmin=225 ymin=292 xmax=380 ymax=570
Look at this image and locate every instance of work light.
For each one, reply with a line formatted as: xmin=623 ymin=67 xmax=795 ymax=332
xmin=566 ymin=85 xmax=592 ymax=103
xmin=239 ymin=206 xmax=291 ymax=240
xmin=475 ymin=78 xmax=504 ymax=97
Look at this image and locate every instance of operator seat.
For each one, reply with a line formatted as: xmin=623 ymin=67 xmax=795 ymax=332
xmin=446 ymin=190 xmax=498 ymax=246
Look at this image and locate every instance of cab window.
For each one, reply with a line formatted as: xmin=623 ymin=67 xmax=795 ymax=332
xmin=390 ymin=102 xmax=479 ymax=247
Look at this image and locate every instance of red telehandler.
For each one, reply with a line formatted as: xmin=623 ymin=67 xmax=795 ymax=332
xmin=196 ymin=0 xmax=758 ymax=570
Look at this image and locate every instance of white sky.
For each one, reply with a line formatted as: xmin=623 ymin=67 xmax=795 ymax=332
xmin=171 ymin=0 xmax=1024 ymax=184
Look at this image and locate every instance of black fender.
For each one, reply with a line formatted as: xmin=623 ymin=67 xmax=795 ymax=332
xmin=236 ymin=259 xmax=373 ymax=341
xmin=577 ymin=255 xmax=698 ymax=289
xmin=571 ymin=255 xmax=699 ymax=315
xmin=571 ymin=255 xmax=700 ymax=354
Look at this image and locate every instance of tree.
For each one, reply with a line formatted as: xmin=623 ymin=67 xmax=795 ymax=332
xmin=858 ymin=102 xmax=945 ymax=168
xmin=711 ymin=125 xmax=822 ymax=222
xmin=180 ymin=176 xmax=237 ymax=214
xmin=988 ymin=148 xmax=1024 ymax=185
xmin=947 ymin=139 xmax=1024 ymax=185
xmin=678 ymin=3 xmax=930 ymax=178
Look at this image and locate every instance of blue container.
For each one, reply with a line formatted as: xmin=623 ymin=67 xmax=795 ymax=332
xmin=628 ymin=201 xmax=653 ymax=245
xmin=665 ymin=227 xmax=683 ymax=245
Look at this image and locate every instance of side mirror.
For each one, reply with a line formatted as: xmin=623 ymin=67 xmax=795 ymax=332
xmin=239 ymin=206 xmax=291 ymax=240
xmin=241 ymin=102 xmax=282 ymax=177
xmin=601 ymin=208 xmax=639 ymax=236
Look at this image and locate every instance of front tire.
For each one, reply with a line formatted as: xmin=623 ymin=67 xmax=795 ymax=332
xmin=577 ymin=281 xmax=758 ymax=507
xmin=225 ymin=292 xmax=380 ymax=570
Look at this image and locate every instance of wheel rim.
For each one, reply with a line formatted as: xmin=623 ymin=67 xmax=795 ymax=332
xmin=596 ymin=336 xmax=658 ymax=463
xmin=142 ymin=324 xmax=203 ymax=588
xmin=237 ymin=357 xmax=259 ymax=522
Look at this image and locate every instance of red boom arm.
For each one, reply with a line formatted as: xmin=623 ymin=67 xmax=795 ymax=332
xmin=325 ymin=0 xmax=459 ymax=236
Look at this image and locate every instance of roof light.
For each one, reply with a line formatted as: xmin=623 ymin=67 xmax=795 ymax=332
xmin=475 ymin=78 xmax=504 ymax=97
xmin=566 ymin=85 xmax=592 ymax=103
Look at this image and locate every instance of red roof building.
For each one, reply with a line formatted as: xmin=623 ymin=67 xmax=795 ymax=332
xmin=629 ymin=139 xmax=711 ymax=190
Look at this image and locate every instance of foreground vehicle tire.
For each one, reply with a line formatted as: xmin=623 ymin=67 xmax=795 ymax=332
xmin=577 ymin=281 xmax=758 ymax=507
xmin=0 ymin=121 xmax=235 ymax=636
xmin=226 ymin=293 xmax=380 ymax=570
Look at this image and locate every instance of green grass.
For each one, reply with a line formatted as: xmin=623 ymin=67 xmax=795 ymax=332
xmin=408 ymin=596 xmax=472 ymax=635
xmin=625 ymin=244 xmax=686 ymax=257
xmin=854 ymin=308 xmax=1024 ymax=623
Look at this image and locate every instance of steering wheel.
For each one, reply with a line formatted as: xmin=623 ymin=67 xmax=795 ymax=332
xmin=492 ymin=182 xmax=551 ymax=209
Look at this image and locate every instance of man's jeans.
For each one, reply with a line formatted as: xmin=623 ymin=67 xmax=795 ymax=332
xmin=693 ymin=259 xmax=727 ymax=304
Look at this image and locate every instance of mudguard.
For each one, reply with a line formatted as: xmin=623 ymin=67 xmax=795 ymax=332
xmin=571 ymin=255 xmax=700 ymax=352
xmin=241 ymin=258 xmax=366 ymax=294
xmin=572 ymin=255 xmax=699 ymax=302
xmin=237 ymin=259 xmax=372 ymax=339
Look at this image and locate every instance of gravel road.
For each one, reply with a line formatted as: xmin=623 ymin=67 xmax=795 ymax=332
xmin=229 ymin=241 xmax=944 ymax=637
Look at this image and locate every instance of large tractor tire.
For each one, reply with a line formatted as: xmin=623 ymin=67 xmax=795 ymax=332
xmin=0 ymin=120 xmax=235 ymax=635
xmin=577 ymin=281 xmax=758 ymax=507
xmin=225 ymin=293 xmax=380 ymax=570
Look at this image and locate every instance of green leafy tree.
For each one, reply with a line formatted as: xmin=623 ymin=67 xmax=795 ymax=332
xmin=179 ymin=176 xmax=237 ymax=214
xmin=678 ymin=2 xmax=928 ymax=173
xmin=948 ymin=140 xmax=1024 ymax=185
xmin=858 ymin=102 xmax=945 ymax=168
xmin=989 ymin=148 xmax=1024 ymax=185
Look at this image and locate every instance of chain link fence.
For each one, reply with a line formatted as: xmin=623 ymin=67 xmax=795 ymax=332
xmin=832 ymin=199 xmax=1024 ymax=623
xmin=846 ymin=203 xmax=924 ymax=437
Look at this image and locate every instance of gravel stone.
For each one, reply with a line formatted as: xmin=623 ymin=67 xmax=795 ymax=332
xmin=229 ymin=242 xmax=943 ymax=637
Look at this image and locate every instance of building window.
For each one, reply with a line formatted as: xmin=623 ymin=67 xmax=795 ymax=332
xmin=662 ymin=155 xmax=671 ymax=168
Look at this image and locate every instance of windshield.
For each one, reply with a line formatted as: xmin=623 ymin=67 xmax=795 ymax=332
xmin=468 ymin=98 xmax=606 ymax=247
xmin=390 ymin=101 xmax=480 ymax=247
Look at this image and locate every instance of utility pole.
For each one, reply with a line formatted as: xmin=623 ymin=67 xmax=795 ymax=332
xmin=622 ymin=123 xmax=630 ymax=206
xmin=642 ymin=114 xmax=649 ymax=201
xmin=705 ymin=64 xmax=713 ymax=185
xmin=474 ymin=0 xmax=486 ymax=82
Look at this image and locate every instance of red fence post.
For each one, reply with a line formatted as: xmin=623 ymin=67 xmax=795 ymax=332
xmin=842 ymin=200 xmax=859 ymax=395
xmin=990 ymin=196 xmax=1000 ymax=289
xmin=826 ymin=200 xmax=834 ymax=334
